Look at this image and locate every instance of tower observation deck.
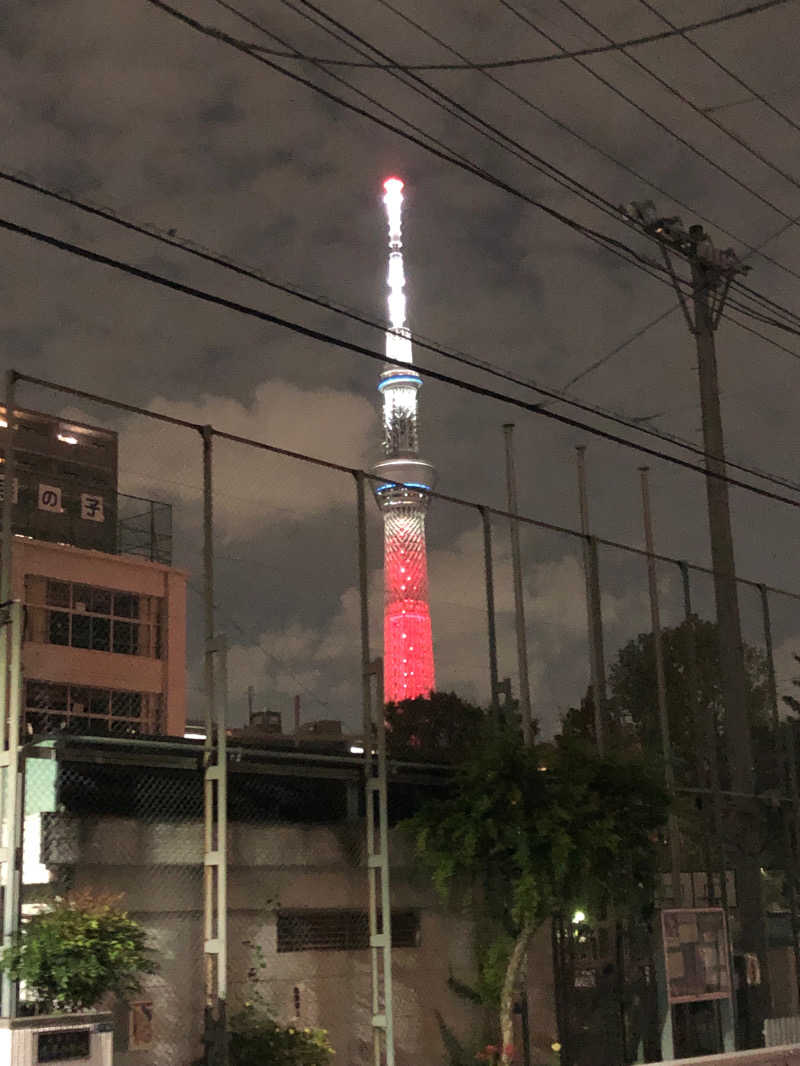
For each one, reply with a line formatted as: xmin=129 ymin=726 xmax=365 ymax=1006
xmin=372 ymin=178 xmax=436 ymax=702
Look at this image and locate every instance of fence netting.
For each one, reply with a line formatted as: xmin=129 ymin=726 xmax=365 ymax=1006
xmin=2 ymin=382 xmax=800 ymax=1066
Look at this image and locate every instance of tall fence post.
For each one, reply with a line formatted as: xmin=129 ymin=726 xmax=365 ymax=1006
xmin=639 ymin=469 xmax=682 ymax=907
xmin=0 ymin=603 xmax=23 ymax=1018
xmin=480 ymin=506 xmax=500 ymax=712
xmin=760 ymin=583 xmax=800 ymax=1005
xmin=503 ymin=425 xmax=532 ymax=744
xmin=201 ymin=426 xmax=228 ymax=1066
xmin=356 ymin=472 xmax=395 ymax=1066
xmin=575 ymin=446 xmax=607 ymax=754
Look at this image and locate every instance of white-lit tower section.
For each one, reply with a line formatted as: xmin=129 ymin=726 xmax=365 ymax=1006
xmin=372 ymin=178 xmax=436 ymax=702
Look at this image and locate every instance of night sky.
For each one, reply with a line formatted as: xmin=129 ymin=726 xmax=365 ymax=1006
xmin=2 ymin=0 xmax=799 ymax=735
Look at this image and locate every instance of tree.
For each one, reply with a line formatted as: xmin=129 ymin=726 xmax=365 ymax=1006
xmin=0 ymin=890 xmax=156 ymax=1013
xmin=385 ymin=691 xmax=487 ymax=762
xmin=783 ymin=654 xmax=800 ymax=719
xmin=561 ymin=616 xmax=771 ymax=786
xmin=406 ymin=722 xmax=669 ymax=1065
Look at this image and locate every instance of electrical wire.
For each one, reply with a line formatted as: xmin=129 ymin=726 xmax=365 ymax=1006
xmin=369 ymin=0 xmax=800 ymax=290
xmin=218 ymin=0 xmax=793 ymax=70
xmin=554 ymin=0 xmax=800 ymax=216
xmin=273 ymin=0 xmax=622 ymax=227
xmin=269 ymin=0 xmax=800 ymax=344
xmin=142 ymin=0 xmax=701 ymax=295
xmin=144 ymin=0 xmax=800 ymax=352
xmin=5 ymin=165 xmax=800 ymax=497
xmin=359 ymin=0 xmax=800 ymax=386
xmin=2 ymin=210 xmax=800 ymax=511
xmin=571 ymin=0 xmax=800 ymax=203
xmin=500 ymin=0 xmax=800 ymax=232
xmin=252 ymin=0 xmax=800 ymax=340
xmin=634 ymin=0 xmax=800 ymax=137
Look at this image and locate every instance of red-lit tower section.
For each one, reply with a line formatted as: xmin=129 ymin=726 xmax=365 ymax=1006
xmin=372 ymin=178 xmax=436 ymax=702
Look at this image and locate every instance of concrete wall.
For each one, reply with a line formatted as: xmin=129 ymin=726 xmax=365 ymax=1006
xmin=12 ymin=536 xmax=188 ymax=735
xmin=45 ymin=813 xmax=556 ymax=1066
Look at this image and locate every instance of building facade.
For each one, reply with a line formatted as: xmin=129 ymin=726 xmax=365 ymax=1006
xmin=2 ymin=406 xmax=186 ymax=738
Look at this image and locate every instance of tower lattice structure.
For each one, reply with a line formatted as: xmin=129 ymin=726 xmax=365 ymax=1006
xmin=372 ymin=178 xmax=436 ymax=702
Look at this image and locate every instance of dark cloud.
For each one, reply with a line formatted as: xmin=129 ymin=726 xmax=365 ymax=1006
xmin=2 ymin=0 xmax=799 ymax=733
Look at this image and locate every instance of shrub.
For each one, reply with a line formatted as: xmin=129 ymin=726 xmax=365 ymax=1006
xmin=229 ymin=1006 xmax=334 ymax=1066
xmin=0 ymin=890 xmax=156 ymax=1013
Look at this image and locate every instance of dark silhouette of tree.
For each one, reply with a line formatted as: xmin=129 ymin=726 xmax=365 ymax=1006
xmin=385 ymin=691 xmax=486 ymax=762
xmin=560 ymin=617 xmax=771 ymax=788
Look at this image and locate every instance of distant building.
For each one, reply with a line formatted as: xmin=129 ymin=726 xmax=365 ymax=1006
xmin=2 ymin=406 xmax=187 ymax=738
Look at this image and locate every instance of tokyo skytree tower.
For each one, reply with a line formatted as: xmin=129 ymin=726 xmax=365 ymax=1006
xmin=372 ymin=178 xmax=436 ymax=702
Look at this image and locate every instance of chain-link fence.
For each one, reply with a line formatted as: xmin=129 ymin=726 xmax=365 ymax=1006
xmin=1 ymin=370 xmax=800 ymax=1066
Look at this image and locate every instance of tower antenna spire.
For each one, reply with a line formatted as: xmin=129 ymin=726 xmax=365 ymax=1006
xmin=372 ymin=177 xmax=436 ymax=702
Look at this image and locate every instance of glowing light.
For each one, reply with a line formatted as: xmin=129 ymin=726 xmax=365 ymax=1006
xmin=377 ymin=177 xmax=436 ymax=702
xmin=184 ymin=731 xmax=205 ymax=740
xmin=0 ymin=418 xmax=7 ymax=429
xmin=572 ymin=910 xmax=586 ymax=925
xmin=57 ymin=433 xmax=78 ymax=445
xmin=349 ymin=744 xmax=365 ymax=755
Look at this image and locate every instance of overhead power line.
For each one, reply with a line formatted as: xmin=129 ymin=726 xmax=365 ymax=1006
xmin=190 ymin=0 xmax=800 ymax=344
xmin=635 ymin=0 xmax=800 ymax=137
xmin=555 ymin=0 xmax=800 ymax=217
xmin=5 ymin=165 xmax=800 ymax=498
xmin=140 ymin=0 xmax=800 ymax=373
xmin=500 ymin=0 xmax=800 ymax=235
xmin=278 ymin=0 xmax=800 ymax=342
xmin=211 ymin=0 xmax=792 ymax=70
xmin=365 ymin=0 xmax=800 ymax=291
xmin=358 ymin=0 xmax=800 ymax=390
xmin=2 ymin=211 xmax=799 ymax=511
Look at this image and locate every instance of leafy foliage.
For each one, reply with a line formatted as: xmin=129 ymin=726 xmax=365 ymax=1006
xmin=229 ymin=1006 xmax=334 ymax=1066
xmin=783 ymin=654 xmax=800 ymax=719
xmin=408 ymin=724 xmax=668 ymax=931
xmin=386 ymin=691 xmax=487 ymax=762
xmin=406 ymin=720 xmax=668 ymax=1061
xmin=561 ymin=616 xmax=770 ymax=782
xmin=0 ymin=891 xmax=155 ymax=1013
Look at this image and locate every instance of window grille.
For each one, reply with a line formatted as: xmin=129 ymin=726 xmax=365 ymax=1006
xmin=25 ymin=679 xmax=163 ymax=737
xmin=37 ymin=1028 xmax=91 ymax=1061
xmin=276 ymin=909 xmax=419 ymax=952
xmin=23 ymin=577 xmax=162 ymax=659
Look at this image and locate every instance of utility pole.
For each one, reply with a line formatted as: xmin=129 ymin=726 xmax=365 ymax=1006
xmin=622 ymin=201 xmax=767 ymax=1046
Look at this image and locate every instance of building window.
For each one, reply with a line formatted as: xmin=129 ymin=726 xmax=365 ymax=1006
xmin=25 ymin=680 xmax=163 ymax=737
xmin=276 ymin=910 xmax=419 ymax=952
xmin=24 ymin=578 xmax=162 ymax=658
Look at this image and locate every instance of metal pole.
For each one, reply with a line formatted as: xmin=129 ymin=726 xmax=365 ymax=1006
xmin=679 ymin=563 xmax=716 ymax=900
xmin=1 ymin=603 xmax=23 ymax=1018
xmin=760 ymin=585 xmax=800 ymax=999
xmin=216 ymin=639 xmax=229 ymax=1006
xmin=640 ymin=468 xmax=682 ymax=907
xmin=502 ymin=425 xmax=532 ymax=745
xmin=575 ymin=446 xmax=607 ymax=754
xmin=691 ymin=254 xmax=767 ymax=1038
xmin=1 ymin=371 xmax=17 ymax=606
xmin=200 ymin=426 xmax=228 ymax=1065
xmin=480 ymin=506 xmax=500 ymax=710
xmin=0 ymin=373 xmax=17 ymax=758
xmin=356 ymin=473 xmax=372 ymax=741
xmin=202 ymin=426 xmax=215 ymax=1012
